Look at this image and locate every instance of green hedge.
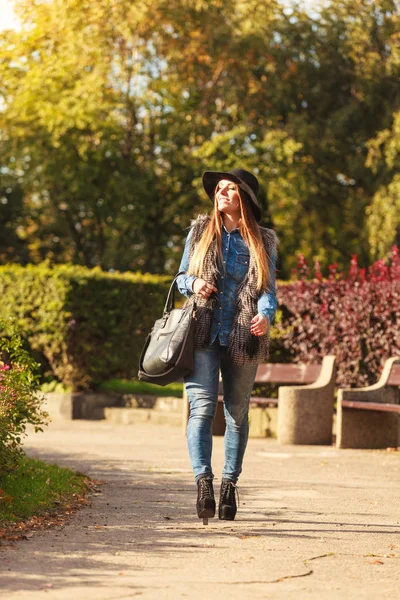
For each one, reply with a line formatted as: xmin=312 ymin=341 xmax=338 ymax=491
xmin=0 ymin=263 xmax=170 ymax=391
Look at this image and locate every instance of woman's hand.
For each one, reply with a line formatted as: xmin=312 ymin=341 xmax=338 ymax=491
xmin=193 ymin=278 xmax=218 ymax=299
xmin=250 ymin=314 xmax=269 ymax=336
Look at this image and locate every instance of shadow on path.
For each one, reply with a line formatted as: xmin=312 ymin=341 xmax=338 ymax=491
xmin=1 ymin=441 xmax=399 ymax=594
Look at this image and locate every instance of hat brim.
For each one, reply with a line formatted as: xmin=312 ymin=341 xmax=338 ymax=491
xmin=202 ymin=171 xmax=261 ymax=222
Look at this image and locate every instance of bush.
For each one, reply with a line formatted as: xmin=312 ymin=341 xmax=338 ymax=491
xmin=0 ymin=263 xmax=170 ymax=391
xmin=276 ymin=247 xmax=400 ymax=387
xmin=0 ymin=319 xmax=48 ymax=474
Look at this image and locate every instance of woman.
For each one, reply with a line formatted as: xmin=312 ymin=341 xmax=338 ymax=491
xmin=177 ymin=168 xmax=278 ymax=522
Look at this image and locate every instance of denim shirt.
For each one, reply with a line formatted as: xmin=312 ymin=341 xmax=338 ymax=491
xmin=176 ymin=224 xmax=277 ymax=347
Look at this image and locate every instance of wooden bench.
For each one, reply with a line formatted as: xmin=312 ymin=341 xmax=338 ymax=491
xmin=336 ymin=357 xmax=400 ymax=449
xmin=182 ymin=356 xmax=337 ymax=441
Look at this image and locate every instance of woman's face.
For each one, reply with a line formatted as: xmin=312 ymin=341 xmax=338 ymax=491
xmin=215 ymin=179 xmax=241 ymax=216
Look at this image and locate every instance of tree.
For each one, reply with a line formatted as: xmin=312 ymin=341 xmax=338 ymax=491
xmin=366 ymin=112 xmax=400 ymax=257
xmin=0 ymin=0 xmax=399 ymax=275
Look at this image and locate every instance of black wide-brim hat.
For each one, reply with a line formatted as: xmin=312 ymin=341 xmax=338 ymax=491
xmin=202 ymin=168 xmax=261 ymax=222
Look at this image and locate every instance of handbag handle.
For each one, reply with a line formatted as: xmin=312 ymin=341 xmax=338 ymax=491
xmin=163 ymin=271 xmax=195 ymax=315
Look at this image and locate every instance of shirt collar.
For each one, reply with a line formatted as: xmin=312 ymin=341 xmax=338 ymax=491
xmin=222 ymin=223 xmax=240 ymax=234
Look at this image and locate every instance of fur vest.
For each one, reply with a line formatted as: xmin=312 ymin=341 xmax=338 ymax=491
xmin=184 ymin=214 xmax=279 ymax=366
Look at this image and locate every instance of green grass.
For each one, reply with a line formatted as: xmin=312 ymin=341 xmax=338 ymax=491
xmin=98 ymin=377 xmax=184 ymax=397
xmin=0 ymin=455 xmax=87 ymax=524
xmin=40 ymin=380 xmax=72 ymax=393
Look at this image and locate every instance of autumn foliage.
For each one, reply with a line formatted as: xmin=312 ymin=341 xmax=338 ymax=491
xmin=276 ymin=246 xmax=400 ymax=387
xmin=1 ymin=0 xmax=400 ymax=276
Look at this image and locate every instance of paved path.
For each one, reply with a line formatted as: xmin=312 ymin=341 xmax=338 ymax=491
xmin=0 ymin=419 xmax=400 ymax=599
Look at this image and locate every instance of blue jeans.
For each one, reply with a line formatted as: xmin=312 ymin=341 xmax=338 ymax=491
xmin=184 ymin=342 xmax=258 ymax=484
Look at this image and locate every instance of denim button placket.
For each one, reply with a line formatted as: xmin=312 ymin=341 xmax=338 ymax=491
xmin=209 ymin=226 xmax=252 ymax=345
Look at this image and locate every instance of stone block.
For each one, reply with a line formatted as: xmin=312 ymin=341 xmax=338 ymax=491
xmin=337 ymin=404 xmax=399 ymax=449
xmin=104 ymin=407 xmax=183 ymax=427
xmin=336 ymin=357 xmax=400 ymax=449
xmin=42 ymin=391 xmax=122 ymax=420
xmin=277 ymin=355 xmax=336 ymax=445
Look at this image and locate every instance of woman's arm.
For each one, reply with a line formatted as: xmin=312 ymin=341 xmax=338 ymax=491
xmin=176 ymin=229 xmax=197 ymax=297
xmin=257 ymin=246 xmax=278 ymax=326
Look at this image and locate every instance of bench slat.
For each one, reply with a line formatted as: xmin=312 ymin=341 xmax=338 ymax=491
xmin=217 ymin=395 xmax=278 ymax=407
xmin=216 ymin=361 xmax=400 ymax=388
xmin=255 ymin=363 xmax=321 ymax=384
xmin=253 ymin=361 xmax=400 ymax=385
xmin=341 ymin=400 xmax=400 ymax=413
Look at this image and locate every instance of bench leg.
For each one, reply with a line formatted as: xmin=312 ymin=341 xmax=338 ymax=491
xmin=278 ymin=388 xmax=334 ymax=445
xmin=337 ymin=405 xmax=399 ymax=449
xmin=212 ymin=402 xmax=226 ymax=436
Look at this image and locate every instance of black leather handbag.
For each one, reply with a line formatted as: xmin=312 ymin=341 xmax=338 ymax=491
xmin=138 ymin=273 xmax=197 ymax=386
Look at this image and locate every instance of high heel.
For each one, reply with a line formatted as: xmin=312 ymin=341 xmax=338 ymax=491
xmin=196 ymin=476 xmax=215 ymax=525
xmin=219 ymin=478 xmax=239 ymax=520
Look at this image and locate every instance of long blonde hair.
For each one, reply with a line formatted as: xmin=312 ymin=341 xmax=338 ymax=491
xmin=188 ymin=187 xmax=271 ymax=292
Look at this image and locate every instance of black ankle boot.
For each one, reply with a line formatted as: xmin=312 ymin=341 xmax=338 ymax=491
xmin=196 ymin=476 xmax=216 ymax=519
xmin=219 ymin=478 xmax=238 ymax=520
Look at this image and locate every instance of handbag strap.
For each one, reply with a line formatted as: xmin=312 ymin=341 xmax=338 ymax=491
xmin=163 ymin=271 xmax=196 ymax=315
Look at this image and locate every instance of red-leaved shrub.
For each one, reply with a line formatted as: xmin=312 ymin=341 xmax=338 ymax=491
xmin=276 ymin=247 xmax=400 ymax=387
